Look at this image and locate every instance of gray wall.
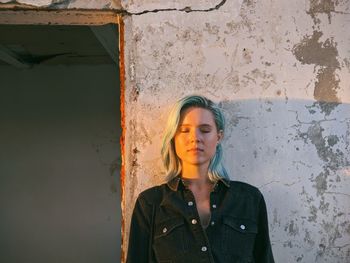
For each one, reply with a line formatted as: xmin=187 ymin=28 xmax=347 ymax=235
xmin=121 ymin=0 xmax=350 ymax=262
xmin=0 ymin=64 xmax=121 ymax=263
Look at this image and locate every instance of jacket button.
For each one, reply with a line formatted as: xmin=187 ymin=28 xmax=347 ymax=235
xmin=162 ymin=227 xmax=167 ymax=233
xmin=191 ymin=219 xmax=197 ymax=225
xmin=201 ymin=246 xmax=207 ymax=252
xmin=212 ymin=204 xmax=217 ymax=208
xmin=188 ymin=201 xmax=194 ymax=206
xmin=240 ymin=224 xmax=246 ymax=230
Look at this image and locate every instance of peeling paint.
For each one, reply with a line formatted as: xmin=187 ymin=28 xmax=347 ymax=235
xmin=343 ymin=58 xmax=350 ymax=72
xmin=299 ymin=121 xmax=348 ymax=172
xmin=314 ymin=172 xmax=328 ymax=196
xmin=47 ymin=0 xmax=71 ymax=9
xmin=293 ymin=31 xmax=341 ymax=115
xmin=304 ymin=230 xmax=316 ymax=246
xmin=327 ymin=135 xmax=339 ymax=147
xmin=318 ymin=196 xmax=330 ymax=213
xmin=285 ymin=220 xmax=299 ymax=236
xmin=308 ymin=205 xmax=318 ymax=222
xmin=291 ymin=108 xmax=350 ymax=260
xmin=346 ymin=224 xmax=350 ymax=235
xmin=307 ymin=0 xmax=337 ymax=24
xmin=297 ymin=120 xmax=349 ymax=202
xmin=293 ymin=31 xmax=339 ymax=68
xmin=313 ymin=67 xmax=341 ymax=111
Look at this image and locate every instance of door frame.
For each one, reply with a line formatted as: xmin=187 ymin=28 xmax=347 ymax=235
xmin=0 ymin=6 xmax=127 ymax=262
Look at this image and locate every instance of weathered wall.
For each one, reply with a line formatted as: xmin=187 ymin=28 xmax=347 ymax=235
xmin=122 ymin=0 xmax=350 ymax=262
xmin=2 ymin=0 xmax=349 ymax=262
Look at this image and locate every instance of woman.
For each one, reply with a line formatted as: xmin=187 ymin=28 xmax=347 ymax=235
xmin=127 ymin=95 xmax=274 ymax=263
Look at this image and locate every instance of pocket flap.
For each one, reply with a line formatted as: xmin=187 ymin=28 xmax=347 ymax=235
xmin=154 ymin=217 xmax=185 ymax=239
xmin=223 ymin=216 xmax=258 ymax=234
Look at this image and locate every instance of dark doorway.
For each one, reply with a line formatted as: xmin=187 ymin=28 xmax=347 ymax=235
xmin=0 ymin=24 xmax=121 ymax=263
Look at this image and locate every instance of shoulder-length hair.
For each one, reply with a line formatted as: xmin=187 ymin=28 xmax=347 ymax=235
xmin=161 ymin=95 xmax=229 ymax=182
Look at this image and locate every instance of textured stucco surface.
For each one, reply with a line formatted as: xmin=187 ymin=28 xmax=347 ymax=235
xmin=122 ymin=0 xmax=350 ymax=262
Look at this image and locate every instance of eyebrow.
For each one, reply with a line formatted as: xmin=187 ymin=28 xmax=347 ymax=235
xmin=179 ymin=124 xmax=213 ymax=127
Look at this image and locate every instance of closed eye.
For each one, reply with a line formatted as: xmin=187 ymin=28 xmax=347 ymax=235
xmin=179 ymin=128 xmax=190 ymax=133
xmin=178 ymin=125 xmax=213 ymax=133
xmin=199 ymin=125 xmax=212 ymax=133
xmin=200 ymin=128 xmax=211 ymax=133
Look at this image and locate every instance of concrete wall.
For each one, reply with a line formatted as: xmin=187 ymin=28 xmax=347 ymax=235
xmin=0 ymin=64 xmax=121 ymax=263
xmin=1 ymin=0 xmax=350 ymax=262
xmin=122 ymin=1 xmax=350 ymax=262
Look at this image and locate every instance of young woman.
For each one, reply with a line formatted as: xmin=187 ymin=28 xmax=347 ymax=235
xmin=127 ymin=95 xmax=274 ymax=263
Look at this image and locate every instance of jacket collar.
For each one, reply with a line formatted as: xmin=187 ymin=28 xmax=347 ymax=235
xmin=167 ymin=175 xmax=230 ymax=191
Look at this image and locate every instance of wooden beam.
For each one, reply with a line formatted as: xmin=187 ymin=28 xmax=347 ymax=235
xmin=90 ymin=24 xmax=118 ymax=64
xmin=0 ymin=9 xmax=121 ymax=26
xmin=0 ymin=44 xmax=31 ymax=68
xmin=0 ymin=2 xmax=122 ymax=10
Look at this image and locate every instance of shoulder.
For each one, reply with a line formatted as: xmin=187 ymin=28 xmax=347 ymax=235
xmin=228 ymin=180 xmax=263 ymax=200
xmin=137 ymin=183 xmax=170 ymax=206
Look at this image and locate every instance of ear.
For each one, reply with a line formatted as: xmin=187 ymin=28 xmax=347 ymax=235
xmin=217 ymin=130 xmax=224 ymax=143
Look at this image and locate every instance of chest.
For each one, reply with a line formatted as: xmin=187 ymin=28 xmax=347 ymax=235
xmin=191 ymin=189 xmax=211 ymax=227
xmin=151 ymin=185 xmax=261 ymax=263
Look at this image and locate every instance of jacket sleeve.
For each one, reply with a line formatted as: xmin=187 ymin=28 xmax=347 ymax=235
xmin=253 ymin=194 xmax=275 ymax=263
xmin=126 ymin=194 xmax=156 ymax=263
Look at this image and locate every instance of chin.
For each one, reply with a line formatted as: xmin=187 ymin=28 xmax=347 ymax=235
xmin=186 ymin=159 xmax=209 ymax=166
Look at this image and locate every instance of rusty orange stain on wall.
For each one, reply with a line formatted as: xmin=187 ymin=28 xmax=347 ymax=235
xmin=118 ymin=15 xmax=126 ymax=263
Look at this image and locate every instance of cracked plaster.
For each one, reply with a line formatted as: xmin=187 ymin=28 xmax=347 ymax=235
xmin=0 ymin=0 xmax=240 ymax=11
xmin=122 ymin=0 xmax=350 ymax=262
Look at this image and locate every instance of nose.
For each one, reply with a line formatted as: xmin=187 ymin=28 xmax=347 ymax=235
xmin=190 ymin=128 xmax=202 ymax=143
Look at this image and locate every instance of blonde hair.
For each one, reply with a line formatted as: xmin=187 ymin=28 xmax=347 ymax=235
xmin=161 ymin=95 xmax=229 ymax=182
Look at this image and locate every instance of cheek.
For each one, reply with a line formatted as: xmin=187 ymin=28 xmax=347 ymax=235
xmin=207 ymin=133 xmax=218 ymax=144
xmin=175 ymin=133 xmax=188 ymax=143
xmin=206 ymin=136 xmax=219 ymax=153
xmin=208 ymin=144 xmax=217 ymax=155
xmin=174 ymin=136 xmax=186 ymax=153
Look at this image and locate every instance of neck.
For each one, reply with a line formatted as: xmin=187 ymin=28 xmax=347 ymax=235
xmin=181 ymin=163 xmax=210 ymax=185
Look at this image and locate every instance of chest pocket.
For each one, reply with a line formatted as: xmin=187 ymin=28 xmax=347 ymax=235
xmin=222 ymin=216 xmax=258 ymax=259
xmin=153 ymin=217 xmax=188 ymax=262
xmin=154 ymin=217 xmax=184 ymax=239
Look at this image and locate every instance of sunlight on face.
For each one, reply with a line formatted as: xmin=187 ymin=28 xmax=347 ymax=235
xmin=174 ymin=107 xmax=223 ymax=169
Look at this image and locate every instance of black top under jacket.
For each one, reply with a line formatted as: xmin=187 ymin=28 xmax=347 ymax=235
xmin=126 ymin=176 xmax=275 ymax=263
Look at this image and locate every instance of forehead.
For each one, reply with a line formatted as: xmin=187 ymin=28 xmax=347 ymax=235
xmin=179 ymin=107 xmax=216 ymax=125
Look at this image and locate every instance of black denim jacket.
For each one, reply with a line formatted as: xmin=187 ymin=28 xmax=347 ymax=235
xmin=127 ymin=177 xmax=275 ymax=263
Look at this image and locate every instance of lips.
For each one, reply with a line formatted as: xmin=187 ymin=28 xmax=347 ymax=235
xmin=187 ymin=148 xmax=204 ymax=152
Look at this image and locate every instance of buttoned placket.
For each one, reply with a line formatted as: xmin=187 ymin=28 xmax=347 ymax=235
xmin=208 ymin=183 xmax=219 ymax=229
xmin=204 ymin=182 xmax=222 ymax=260
xmin=182 ymin=185 xmax=216 ymax=263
